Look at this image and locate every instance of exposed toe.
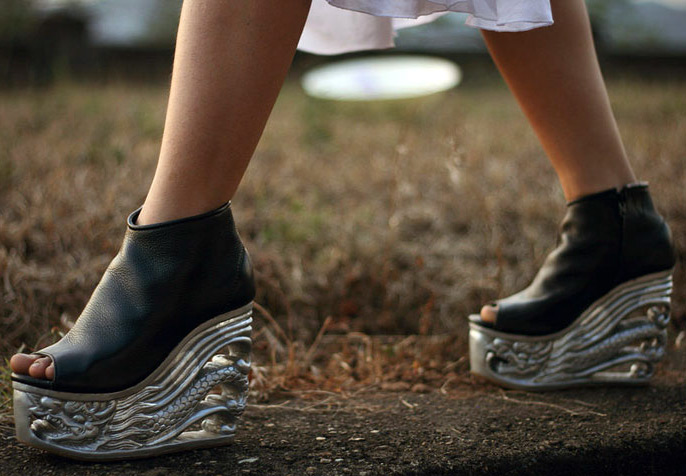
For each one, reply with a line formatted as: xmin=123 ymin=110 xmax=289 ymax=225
xmin=479 ymin=303 xmax=499 ymax=323
xmin=45 ymin=362 xmax=55 ymax=380
xmin=10 ymin=353 xmax=39 ymax=375
xmin=27 ymin=356 xmax=53 ymax=379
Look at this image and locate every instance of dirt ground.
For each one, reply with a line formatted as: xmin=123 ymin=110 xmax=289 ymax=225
xmin=3 ymin=372 xmax=686 ymax=476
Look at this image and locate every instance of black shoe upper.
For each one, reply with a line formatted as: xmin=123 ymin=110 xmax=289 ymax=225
xmin=12 ymin=202 xmax=255 ymax=393
xmin=472 ymin=183 xmax=675 ymax=336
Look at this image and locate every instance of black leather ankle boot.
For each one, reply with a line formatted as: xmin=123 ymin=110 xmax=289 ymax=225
xmin=13 ymin=202 xmax=256 ymax=460
xmin=469 ymin=183 xmax=675 ymax=390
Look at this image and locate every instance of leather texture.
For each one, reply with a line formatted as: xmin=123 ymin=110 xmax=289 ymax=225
xmin=12 ymin=202 xmax=255 ymax=393
xmin=471 ymin=183 xmax=675 ymax=336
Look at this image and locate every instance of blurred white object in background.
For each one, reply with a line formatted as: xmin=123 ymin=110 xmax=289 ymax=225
xmin=301 ymin=56 xmax=462 ymax=101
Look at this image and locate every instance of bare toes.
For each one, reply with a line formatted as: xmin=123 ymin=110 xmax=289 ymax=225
xmin=45 ymin=362 xmax=55 ymax=380
xmin=480 ymin=303 xmax=499 ymax=323
xmin=10 ymin=353 xmax=39 ymax=375
xmin=28 ymin=357 xmax=52 ymax=379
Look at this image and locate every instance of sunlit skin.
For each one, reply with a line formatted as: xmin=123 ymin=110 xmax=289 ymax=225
xmin=11 ymin=0 xmax=636 ymax=379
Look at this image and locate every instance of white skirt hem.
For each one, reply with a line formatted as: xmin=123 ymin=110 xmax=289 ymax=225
xmin=298 ymin=0 xmax=554 ymax=55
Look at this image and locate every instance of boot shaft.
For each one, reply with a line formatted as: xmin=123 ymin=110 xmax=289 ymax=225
xmin=616 ymin=183 xmax=675 ymax=282
xmin=565 ymin=183 xmax=675 ymax=286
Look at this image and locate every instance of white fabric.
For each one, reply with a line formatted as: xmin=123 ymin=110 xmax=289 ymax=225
xmin=298 ymin=0 xmax=554 ymax=55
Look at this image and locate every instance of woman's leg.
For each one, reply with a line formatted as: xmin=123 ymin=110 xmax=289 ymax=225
xmin=479 ymin=0 xmax=636 ymax=322
xmin=11 ymin=0 xmax=312 ymax=378
xmin=140 ymin=0 xmax=312 ymax=225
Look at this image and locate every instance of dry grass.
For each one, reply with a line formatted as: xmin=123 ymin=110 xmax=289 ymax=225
xmin=0 ymin=73 xmax=684 ymax=414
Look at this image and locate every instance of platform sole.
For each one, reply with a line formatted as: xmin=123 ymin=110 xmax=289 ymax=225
xmin=469 ymin=271 xmax=672 ymax=391
xmin=13 ymin=303 xmax=253 ymax=461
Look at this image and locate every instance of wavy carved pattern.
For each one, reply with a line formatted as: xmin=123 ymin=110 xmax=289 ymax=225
xmin=20 ymin=311 xmax=252 ymax=456
xmin=481 ymin=274 xmax=672 ymax=387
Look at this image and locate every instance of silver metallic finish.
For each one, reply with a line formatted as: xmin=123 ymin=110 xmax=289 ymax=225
xmin=13 ymin=304 xmax=252 ymax=461
xmin=469 ymin=271 xmax=673 ymax=390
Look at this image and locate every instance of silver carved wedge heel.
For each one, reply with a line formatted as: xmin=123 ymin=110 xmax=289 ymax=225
xmin=12 ymin=202 xmax=256 ymax=460
xmin=469 ymin=184 xmax=676 ymax=390
xmin=470 ymin=270 xmax=673 ymax=390
xmin=13 ymin=306 xmax=253 ymax=460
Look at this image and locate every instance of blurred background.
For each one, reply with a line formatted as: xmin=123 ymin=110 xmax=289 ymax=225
xmin=1 ymin=1 xmax=685 ymax=413
xmin=3 ymin=0 xmax=686 ymax=83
